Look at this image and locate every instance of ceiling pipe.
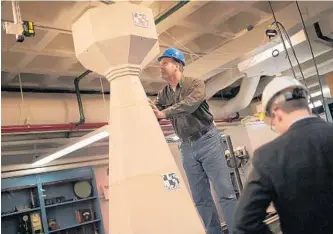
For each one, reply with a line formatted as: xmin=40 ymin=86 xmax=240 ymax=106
xmin=1 ymin=86 xmax=110 ymax=94
xmin=1 ymin=119 xmax=231 ymax=134
xmin=154 ymin=0 xmax=190 ymax=25
xmin=205 ymin=69 xmax=245 ymax=100
xmin=219 ymin=76 xmax=261 ymax=118
xmin=1 ymin=120 xmax=171 ymax=134
xmin=1 ymin=122 xmax=107 ymax=134
xmin=252 ymin=75 xmax=275 ymax=98
xmin=73 ymin=69 xmax=92 ymax=125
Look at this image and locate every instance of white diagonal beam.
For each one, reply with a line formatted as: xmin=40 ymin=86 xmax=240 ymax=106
xmin=156 ymin=1 xmax=208 ymax=34
xmin=282 ymin=50 xmax=333 ymax=78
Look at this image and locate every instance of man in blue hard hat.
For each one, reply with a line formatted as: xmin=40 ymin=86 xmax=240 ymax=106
xmin=150 ymin=47 xmax=237 ymax=234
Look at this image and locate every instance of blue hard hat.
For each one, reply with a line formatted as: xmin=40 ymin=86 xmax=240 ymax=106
xmin=158 ymin=47 xmax=185 ymax=66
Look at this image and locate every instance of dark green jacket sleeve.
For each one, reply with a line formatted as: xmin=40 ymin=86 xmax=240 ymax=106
xmin=154 ymin=90 xmax=166 ymax=111
xmin=233 ymin=152 xmax=274 ymax=234
xmin=164 ymin=79 xmax=205 ymax=119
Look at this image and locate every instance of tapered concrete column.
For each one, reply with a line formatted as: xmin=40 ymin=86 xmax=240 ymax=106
xmin=72 ymin=3 xmax=205 ymax=234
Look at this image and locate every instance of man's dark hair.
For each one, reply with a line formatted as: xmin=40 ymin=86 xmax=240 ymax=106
xmin=267 ymin=87 xmax=310 ymax=116
xmin=178 ymin=64 xmax=184 ymax=72
xmin=171 ymin=58 xmax=184 ymax=72
xmin=277 ymin=99 xmax=310 ymax=113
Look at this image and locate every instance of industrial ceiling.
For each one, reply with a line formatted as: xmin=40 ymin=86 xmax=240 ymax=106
xmin=2 ymin=1 xmax=332 ymax=95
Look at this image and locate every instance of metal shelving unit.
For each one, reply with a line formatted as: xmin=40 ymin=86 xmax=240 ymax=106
xmin=1 ymin=207 xmax=41 ymax=218
xmin=48 ymin=219 xmax=101 ymax=233
xmin=45 ymin=196 xmax=97 ymax=209
xmin=1 ymin=167 xmax=105 ymax=234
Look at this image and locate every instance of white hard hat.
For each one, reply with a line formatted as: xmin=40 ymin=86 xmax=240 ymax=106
xmin=262 ymin=76 xmax=308 ymax=117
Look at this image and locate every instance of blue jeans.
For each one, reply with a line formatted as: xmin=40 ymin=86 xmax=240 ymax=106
xmin=180 ymin=126 xmax=237 ymax=234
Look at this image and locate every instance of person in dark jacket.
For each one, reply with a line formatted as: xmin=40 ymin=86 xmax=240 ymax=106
xmin=233 ymin=76 xmax=333 ymax=234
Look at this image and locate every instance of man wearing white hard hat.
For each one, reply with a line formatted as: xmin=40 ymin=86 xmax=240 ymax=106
xmin=233 ymin=76 xmax=333 ymax=234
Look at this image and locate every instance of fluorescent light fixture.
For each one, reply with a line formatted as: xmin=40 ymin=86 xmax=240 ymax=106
xmin=32 ymin=125 xmax=109 ymax=166
xmin=310 ymin=88 xmax=330 ymax=98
